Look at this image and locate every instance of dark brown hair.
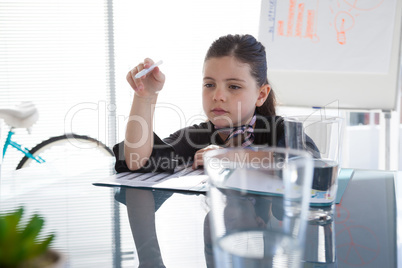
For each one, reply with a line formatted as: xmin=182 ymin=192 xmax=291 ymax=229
xmin=204 ymin=34 xmax=276 ymax=116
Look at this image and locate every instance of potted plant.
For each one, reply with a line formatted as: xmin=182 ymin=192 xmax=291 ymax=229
xmin=0 ymin=207 xmax=65 ymax=268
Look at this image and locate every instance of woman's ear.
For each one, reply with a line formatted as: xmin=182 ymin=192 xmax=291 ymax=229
xmin=256 ymin=84 xmax=271 ymax=107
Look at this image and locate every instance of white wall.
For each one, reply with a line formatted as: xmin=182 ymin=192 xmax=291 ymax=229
xmin=344 ymin=125 xmax=380 ymax=170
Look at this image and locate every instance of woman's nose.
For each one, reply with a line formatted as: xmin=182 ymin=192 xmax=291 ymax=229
xmin=213 ymin=86 xmax=226 ymax=102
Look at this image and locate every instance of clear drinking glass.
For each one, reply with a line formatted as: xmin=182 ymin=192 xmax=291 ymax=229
xmin=203 ymin=147 xmax=314 ymax=268
xmin=284 ymin=115 xmax=343 ymax=224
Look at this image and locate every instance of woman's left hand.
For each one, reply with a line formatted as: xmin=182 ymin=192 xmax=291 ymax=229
xmin=192 ymin=145 xmax=223 ymax=169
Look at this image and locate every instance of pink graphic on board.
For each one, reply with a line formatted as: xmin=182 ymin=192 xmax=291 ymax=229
xmin=273 ymin=0 xmax=386 ymax=45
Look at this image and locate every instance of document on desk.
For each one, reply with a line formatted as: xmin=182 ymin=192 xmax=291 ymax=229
xmin=94 ymin=165 xmax=354 ymax=198
xmin=93 ymin=165 xmax=208 ymax=193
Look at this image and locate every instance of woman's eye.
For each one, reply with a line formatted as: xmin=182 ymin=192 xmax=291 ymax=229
xmin=204 ymin=83 xmax=214 ymax=88
xmin=229 ymin=85 xmax=241 ymax=90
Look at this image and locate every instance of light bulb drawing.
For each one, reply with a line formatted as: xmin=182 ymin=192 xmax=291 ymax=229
xmin=334 ymin=11 xmax=355 ymax=45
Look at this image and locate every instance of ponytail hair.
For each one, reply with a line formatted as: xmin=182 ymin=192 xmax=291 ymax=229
xmin=205 ymin=34 xmax=277 ymax=116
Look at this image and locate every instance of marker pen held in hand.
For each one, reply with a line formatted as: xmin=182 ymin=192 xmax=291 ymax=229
xmin=135 ymin=60 xmax=163 ymax=79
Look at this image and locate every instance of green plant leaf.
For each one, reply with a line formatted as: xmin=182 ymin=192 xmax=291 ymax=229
xmin=1 ymin=207 xmax=23 ymax=239
xmin=0 ymin=207 xmax=55 ymax=267
xmin=0 ymin=217 xmax=7 ymax=245
xmin=0 ymin=207 xmax=25 ymax=266
xmin=21 ymin=214 xmax=44 ymax=241
xmin=30 ymin=234 xmax=55 ymax=259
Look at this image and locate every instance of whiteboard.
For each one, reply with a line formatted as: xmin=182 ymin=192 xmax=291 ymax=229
xmin=258 ymin=0 xmax=402 ymax=111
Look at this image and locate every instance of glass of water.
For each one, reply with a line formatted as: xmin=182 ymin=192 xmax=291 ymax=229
xmin=203 ymin=147 xmax=314 ymax=268
xmin=284 ymin=115 xmax=343 ymax=224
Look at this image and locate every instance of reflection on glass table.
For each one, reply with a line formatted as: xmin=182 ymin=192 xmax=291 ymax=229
xmin=106 ymin=168 xmax=397 ymax=268
xmin=1 ymin=161 xmax=396 ymax=268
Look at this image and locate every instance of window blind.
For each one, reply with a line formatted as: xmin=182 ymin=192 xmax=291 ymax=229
xmin=0 ymin=1 xmax=120 ymax=267
xmin=0 ymin=0 xmax=116 ymax=173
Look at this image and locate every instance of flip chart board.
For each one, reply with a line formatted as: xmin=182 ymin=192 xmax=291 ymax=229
xmin=258 ymin=0 xmax=402 ymax=110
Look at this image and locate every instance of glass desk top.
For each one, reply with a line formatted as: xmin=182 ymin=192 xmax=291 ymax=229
xmin=0 ymin=160 xmax=398 ymax=268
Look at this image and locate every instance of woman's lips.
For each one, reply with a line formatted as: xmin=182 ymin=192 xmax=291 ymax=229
xmin=212 ymin=108 xmax=228 ymax=116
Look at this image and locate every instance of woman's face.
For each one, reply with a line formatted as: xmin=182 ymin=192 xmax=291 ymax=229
xmin=202 ymin=56 xmax=266 ymax=128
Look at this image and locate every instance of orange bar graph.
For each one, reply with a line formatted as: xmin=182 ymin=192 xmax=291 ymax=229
xmin=278 ymin=20 xmax=285 ymax=36
xmin=295 ymin=3 xmax=305 ymax=37
xmin=305 ymin=9 xmax=315 ymax=39
xmin=277 ymin=0 xmax=318 ymax=41
xmin=286 ymin=0 xmax=296 ymax=36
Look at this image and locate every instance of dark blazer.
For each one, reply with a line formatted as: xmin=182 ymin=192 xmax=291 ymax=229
xmin=113 ymin=114 xmax=286 ymax=173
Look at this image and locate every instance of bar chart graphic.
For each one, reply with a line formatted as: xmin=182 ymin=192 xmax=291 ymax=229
xmin=269 ymin=0 xmax=386 ymax=45
xmin=275 ymin=0 xmax=319 ymax=42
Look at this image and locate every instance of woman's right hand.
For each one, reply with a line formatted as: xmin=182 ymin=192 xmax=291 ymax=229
xmin=192 ymin=145 xmax=223 ymax=169
xmin=126 ymin=58 xmax=165 ymax=97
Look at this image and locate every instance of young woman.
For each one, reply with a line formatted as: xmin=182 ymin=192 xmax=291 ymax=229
xmin=115 ymin=34 xmax=284 ymax=174
xmin=113 ymin=34 xmax=285 ymax=268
